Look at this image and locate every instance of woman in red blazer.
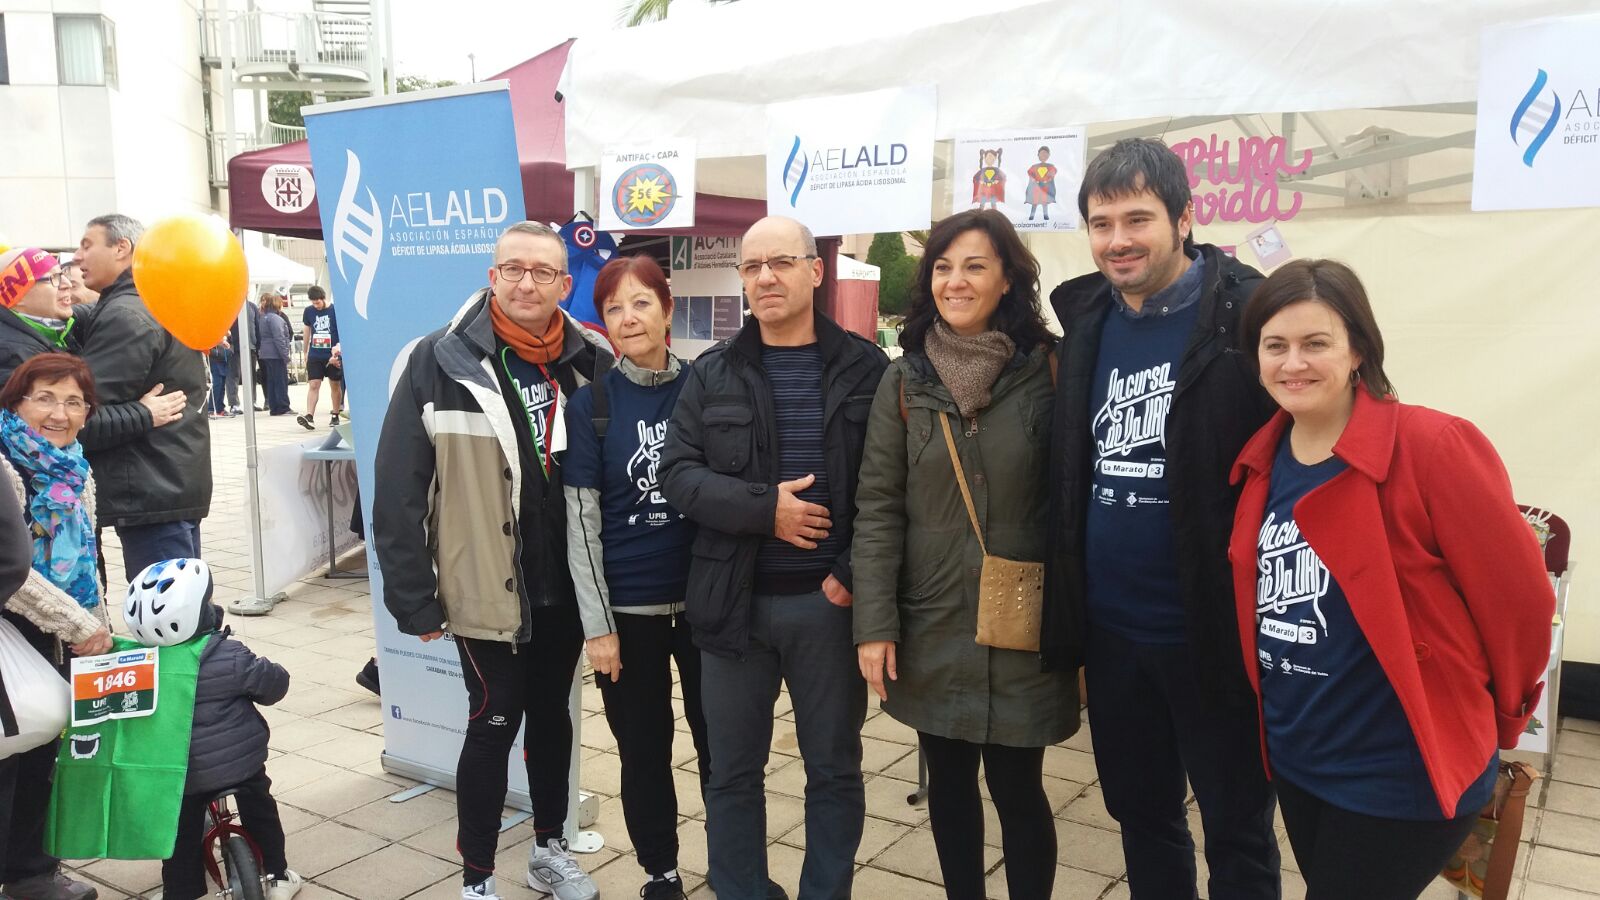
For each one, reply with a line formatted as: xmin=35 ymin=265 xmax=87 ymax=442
xmin=1227 ymin=259 xmax=1552 ymax=899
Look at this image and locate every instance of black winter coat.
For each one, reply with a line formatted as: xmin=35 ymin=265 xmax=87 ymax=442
xmin=1040 ymin=245 xmax=1277 ymax=702
xmin=659 ymin=310 xmax=887 ymax=658
xmin=0 ymin=307 xmax=171 ymax=433
xmin=0 ymin=308 xmax=77 ymax=388
xmin=227 ymin=300 xmax=261 ymax=353
xmin=187 ymin=628 xmax=289 ymax=796
xmin=77 ymin=270 xmax=212 ymax=526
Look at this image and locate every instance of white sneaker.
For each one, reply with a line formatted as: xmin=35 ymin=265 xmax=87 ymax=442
xmin=462 ymin=876 xmax=501 ymax=899
xmin=527 ymin=839 xmax=599 ymax=900
xmin=268 ymin=870 xmax=303 ymax=900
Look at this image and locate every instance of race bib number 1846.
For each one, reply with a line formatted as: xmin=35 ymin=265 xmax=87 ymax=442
xmin=70 ymin=649 xmax=158 ymax=726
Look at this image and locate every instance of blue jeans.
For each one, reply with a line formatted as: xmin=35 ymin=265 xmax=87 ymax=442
xmin=700 ymin=590 xmax=865 ymax=900
xmin=117 ymin=519 xmax=201 ymax=580
xmin=209 ymin=358 xmax=230 ymax=414
xmin=1085 ymin=627 xmax=1280 ymax=900
xmin=261 ymin=358 xmax=290 ymax=414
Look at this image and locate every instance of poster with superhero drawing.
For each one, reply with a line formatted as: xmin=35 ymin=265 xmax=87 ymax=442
xmin=953 ymin=129 xmax=1087 ymax=231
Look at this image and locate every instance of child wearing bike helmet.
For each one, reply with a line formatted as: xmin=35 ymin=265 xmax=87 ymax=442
xmin=124 ymin=558 xmax=303 ymax=900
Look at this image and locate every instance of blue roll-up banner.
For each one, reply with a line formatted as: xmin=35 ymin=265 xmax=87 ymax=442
xmin=303 ymin=84 xmax=548 ymax=809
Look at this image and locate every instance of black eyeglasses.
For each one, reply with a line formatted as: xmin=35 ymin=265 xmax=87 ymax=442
xmin=736 ymin=254 xmax=817 ymax=280
xmin=495 ymin=263 xmax=565 ymax=285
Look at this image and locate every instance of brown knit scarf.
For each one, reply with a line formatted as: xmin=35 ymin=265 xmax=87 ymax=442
xmin=489 ymin=299 xmax=565 ymax=363
xmin=924 ymin=319 xmax=1015 ymax=419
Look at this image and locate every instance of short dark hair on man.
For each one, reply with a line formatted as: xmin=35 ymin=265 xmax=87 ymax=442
xmin=899 ymin=209 xmax=1057 ymax=355
xmin=1238 ymin=258 xmax=1395 ymax=400
xmin=307 ymin=285 xmax=327 ymax=301
xmin=1077 ymin=138 xmax=1192 ymax=226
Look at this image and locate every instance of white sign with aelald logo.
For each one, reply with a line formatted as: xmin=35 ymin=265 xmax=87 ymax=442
xmin=1473 ymin=14 xmax=1600 ymax=212
xmin=765 ymin=86 xmax=936 ymax=235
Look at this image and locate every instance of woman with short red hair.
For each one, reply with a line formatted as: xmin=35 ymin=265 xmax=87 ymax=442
xmin=562 ymin=255 xmax=709 ymax=900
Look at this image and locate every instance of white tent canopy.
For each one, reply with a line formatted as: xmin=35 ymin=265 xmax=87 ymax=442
xmin=836 ymin=255 xmax=879 ymax=282
xmin=561 ymin=0 xmax=1597 ymax=210
xmin=561 ymin=0 xmax=1595 ymax=164
xmin=242 ymin=231 xmax=315 ymax=286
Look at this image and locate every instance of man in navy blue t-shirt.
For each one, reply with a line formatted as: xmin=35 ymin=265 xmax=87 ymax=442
xmin=1045 ymin=139 xmax=1281 ymax=899
xmin=296 ymin=285 xmax=343 ymax=430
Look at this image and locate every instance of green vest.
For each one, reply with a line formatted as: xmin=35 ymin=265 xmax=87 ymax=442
xmin=45 ymin=633 xmax=210 ymax=860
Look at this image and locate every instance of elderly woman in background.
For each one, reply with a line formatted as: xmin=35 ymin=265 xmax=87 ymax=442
xmin=57 ymin=262 xmax=97 ymax=306
xmin=0 ymin=352 xmax=111 ymax=900
xmin=257 ymin=293 xmax=294 ymax=416
xmin=853 ymin=209 xmax=1077 ymax=900
xmin=1229 ymin=259 xmax=1553 ymax=900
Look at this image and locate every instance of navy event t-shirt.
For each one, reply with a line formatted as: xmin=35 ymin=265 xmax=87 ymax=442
xmin=302 ymin=304 xmax=339 ymax=360
xmin=1257 ymin=432 xmax=1495 ymax=820
xmin=500 ymin=348 xmax=562 ymax=461
xmin=562 ymin=368 xmax=691 ymax=604
xmin=1083 ymin=300 xmax=1199 ymax=643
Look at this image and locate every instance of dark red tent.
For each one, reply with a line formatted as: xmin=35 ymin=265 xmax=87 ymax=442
xmin=227 ymin=39 xmax=764 ymax=240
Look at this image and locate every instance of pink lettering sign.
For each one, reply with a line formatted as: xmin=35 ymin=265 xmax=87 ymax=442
xmin=1172 ymin=135 xmax=1312 ymax=225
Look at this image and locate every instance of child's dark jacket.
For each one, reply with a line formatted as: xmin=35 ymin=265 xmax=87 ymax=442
xmin=187 ymin=627 xmax=289 ymax=795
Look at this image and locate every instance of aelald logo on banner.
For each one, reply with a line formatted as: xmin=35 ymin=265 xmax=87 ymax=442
xmin=332 ymin=148 xmax=515 ymax=319
xmin=332 ymin=149 xmax=384 ymax=318
xmin=1509 ymin=67 xmax=1599 ymax=167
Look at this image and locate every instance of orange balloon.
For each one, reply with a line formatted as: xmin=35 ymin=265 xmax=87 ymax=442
xmin=132 ymin=216 xmax=248 ymax=351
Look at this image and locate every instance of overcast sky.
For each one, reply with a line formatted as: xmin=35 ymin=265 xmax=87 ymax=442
xmin=387 ymin=0 xmax=677 ymax=83
xmin=250 ymin=0 xmax=721 ymax=83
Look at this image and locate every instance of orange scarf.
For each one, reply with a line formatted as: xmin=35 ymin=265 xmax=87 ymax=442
xmin=489 ymin=299 xmax=565 ymax=363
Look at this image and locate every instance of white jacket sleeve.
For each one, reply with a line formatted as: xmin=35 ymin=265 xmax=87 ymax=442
xmin=563 ymin=484 xmax=615 ymax=639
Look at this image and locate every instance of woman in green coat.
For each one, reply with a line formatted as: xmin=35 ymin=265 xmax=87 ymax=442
xmin=853 ymin=209 xmax=1079 ymax=900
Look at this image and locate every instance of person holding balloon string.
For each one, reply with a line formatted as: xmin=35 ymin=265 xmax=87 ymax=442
xmin=72 ymin=213 xmax=229 ymax=580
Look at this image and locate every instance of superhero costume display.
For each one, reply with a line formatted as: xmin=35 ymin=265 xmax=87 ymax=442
xmin=559 ymin=218 xmax=617 ymax=335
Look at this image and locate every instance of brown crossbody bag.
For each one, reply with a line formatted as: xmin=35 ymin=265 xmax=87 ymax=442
xmin=939 ymin=412 xmax=1044 ymax=652
xmin=1440 ymin=760 xmax=1540 ymax=899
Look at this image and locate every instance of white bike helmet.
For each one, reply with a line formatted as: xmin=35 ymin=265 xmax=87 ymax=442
xmin=124 ymin=558 xmax=214 ymax=647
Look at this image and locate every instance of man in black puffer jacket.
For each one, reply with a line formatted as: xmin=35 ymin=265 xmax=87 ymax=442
xmin=71 ymin=214 xmax=211 ymax=578
xmin=161 ymin=601 xmax=300 ymax=900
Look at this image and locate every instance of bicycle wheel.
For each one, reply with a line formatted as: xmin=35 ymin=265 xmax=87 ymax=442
xmin=222 ymin=833 xmax=267 ymax=900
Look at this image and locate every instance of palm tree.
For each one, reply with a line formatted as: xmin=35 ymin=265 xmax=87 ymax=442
xmin=620 ymin=0 xmax=739 ymax=27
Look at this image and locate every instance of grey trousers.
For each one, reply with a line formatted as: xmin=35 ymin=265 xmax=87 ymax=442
xmin=224 ymin=350 xmax=242 ymax=408
xmin=701 ymin=590 xmax=866 ymax=900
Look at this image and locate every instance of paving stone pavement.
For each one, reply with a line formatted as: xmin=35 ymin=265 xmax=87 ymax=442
xmin=57 ymin=381 xmax=1600 ymax=899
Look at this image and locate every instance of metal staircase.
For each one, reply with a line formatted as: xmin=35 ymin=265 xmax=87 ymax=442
xmin=200 ymin=0 xmax=387 ymax=186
